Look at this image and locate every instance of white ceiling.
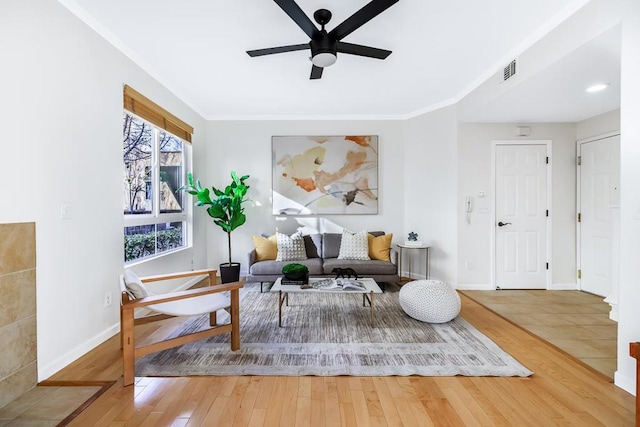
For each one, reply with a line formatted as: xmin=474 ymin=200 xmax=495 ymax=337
xmin=460 ymin=26 xmax=621 ymax=123
xmin=61 ymin=0 xmax=618 ymax=121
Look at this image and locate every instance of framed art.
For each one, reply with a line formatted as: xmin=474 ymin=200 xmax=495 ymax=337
xmin=272 ymin=135 xmax=378 ymax=215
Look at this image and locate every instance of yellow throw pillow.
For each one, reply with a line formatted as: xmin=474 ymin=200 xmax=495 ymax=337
xmin=368 ymin=233 xmax=393 ymax=261
xmin=252 ymin=235 xmax=278 ymax=261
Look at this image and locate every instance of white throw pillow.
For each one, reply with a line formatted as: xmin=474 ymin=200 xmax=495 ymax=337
xmin=338 ymin=230 xmax=370 ymax=260
xmin=275 ymin=231 xmax=308 ymax=261
xmin=123 ymin=270 xmax=149 ymax=299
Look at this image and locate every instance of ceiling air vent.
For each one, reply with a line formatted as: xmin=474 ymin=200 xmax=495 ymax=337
xmin=499 ymin=59 xmax=517 ymax=83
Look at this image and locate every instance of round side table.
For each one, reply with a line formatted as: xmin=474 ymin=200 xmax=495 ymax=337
xmin=396 ymin=243 xmax=430 ymax=283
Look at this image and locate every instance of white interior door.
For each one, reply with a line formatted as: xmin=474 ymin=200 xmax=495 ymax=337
xmin=579 ymin=135 xmax=620 ymax=297
xmin=495 ymin=143 xmax=548 ymax=289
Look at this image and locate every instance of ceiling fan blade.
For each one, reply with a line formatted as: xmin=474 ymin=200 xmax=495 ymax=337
xmin=310 ymin=65 xmax=324 ymax=79
xmin=247 ymin=43 xmax=309 ymax=57
xmin=274 ymin=0 xmax=317 ymax=39
xmin=329 ymin=0 xmax=399 ymax=41
xmin=337 ymin=42 xmax=391 ymax=59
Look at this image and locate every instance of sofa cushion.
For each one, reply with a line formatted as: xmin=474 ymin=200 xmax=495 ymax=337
xmin=322 ymin=233 xmax=342 ymax=259
xmin=323 ymin=258 xmax=397 ymax=275
xmin=252 ymin=234 xmax=278 ymax=261
xmin=275 ymin=231 xmax=308 ymax=261
xmin=338 ymin=230 xmax=370 ymax=260
xmin=250 ymin=258 xmax=323 ymax=275
xmin=303 ymin=234 xmax=322 ymax=259
xmin=368 ymin=233 xmax=393 ymax=261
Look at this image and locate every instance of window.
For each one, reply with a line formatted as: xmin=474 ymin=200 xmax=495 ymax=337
xmin=123 ymin=85 xmax=193 ymax=263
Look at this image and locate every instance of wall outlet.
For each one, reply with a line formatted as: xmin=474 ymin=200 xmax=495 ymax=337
xmin=465 ymin=261 xmax=473 ymax=270
xmin=104 ymin=292 xmax=112 ymax=308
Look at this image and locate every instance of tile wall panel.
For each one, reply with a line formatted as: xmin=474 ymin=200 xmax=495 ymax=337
xmin=0 ymin=223 xmax=37 ymax=408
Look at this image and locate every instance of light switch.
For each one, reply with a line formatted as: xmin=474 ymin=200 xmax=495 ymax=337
xmin=60 ymin=202 xmax=72 ymax=220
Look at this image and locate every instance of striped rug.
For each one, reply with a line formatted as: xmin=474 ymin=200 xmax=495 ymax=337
xmin=136 ymin=284 xmax=532 ymax=377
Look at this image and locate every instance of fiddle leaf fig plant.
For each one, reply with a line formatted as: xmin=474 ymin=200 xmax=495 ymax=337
xmin=179 ymin=171 xmax=250 ymax=266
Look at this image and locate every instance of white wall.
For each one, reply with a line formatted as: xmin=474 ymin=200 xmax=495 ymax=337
xmin=0 ymin=0 xmax=207 ymax=380
xmin=615 ymin=0 xmax=640 ymax=395
xmin=204 ymin=120 xmax=406 ymax=274
xmin=576 ymin=109 xmax=620 ymax=140
xmin=457 ymin=123 xmax=577 ymax=289
xmin=403 ymin=106 xmax=458 ymax=283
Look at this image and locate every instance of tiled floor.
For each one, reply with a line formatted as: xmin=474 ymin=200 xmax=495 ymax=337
xmin=0 ymin=385 xmax=101 ymax=426
xmin=461 ymin=289 xmax=617 ymax=378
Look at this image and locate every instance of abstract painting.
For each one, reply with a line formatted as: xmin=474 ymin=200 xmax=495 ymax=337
xmin=272 ymin=135 xmax=378 ymax=215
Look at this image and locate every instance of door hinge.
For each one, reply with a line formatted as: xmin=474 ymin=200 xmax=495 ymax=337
xmin=546 ymin=210 xmax=549 ymax=217
xmin=546 ymin=262 xmax=549 ymax=270
xmin=577 ymin=269 xmax=581 ymax=279
xmin=578 ymin=212 xmax=581 ymax=222
xmin=546 ymin=156 xmax=549 ymax=164
xmin=577 ymin=156 xmax=581 ymax=166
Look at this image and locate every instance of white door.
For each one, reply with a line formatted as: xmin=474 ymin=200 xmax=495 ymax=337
xmin=579 ymin=135 xmax=620 ymax=297
xmin=495 ymin=144 xmax=548 ymax=289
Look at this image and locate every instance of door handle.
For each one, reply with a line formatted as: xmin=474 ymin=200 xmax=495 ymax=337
xmin=497 ymin=221 xmax=512 ymax=227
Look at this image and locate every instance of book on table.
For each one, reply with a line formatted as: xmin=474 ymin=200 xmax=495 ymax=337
xmin=310 ymin=278 xmax=366 ymax=291
xmin=281 ymin=279 xmax=306 ymax=286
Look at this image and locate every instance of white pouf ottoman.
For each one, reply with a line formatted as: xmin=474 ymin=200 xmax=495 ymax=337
xmin=399 ymin=280 xmax=461 ymax=323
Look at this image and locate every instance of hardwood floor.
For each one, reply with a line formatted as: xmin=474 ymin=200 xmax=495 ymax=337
xmin=47 ymin=292 xmax=635 ymax=426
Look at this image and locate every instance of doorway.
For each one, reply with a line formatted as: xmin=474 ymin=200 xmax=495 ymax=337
xmin=577 ymin=133 xmax=620 ymax=298
xmin=493 ymin=141 xmax=551 ymax=289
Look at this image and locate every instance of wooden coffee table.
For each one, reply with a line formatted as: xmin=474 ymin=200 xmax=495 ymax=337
xmin=270 ymin=277 xmax=383 ymax=327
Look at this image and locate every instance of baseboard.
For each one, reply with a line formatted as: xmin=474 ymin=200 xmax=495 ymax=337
xmin=548 ymin=283 xmax=579 ymax=291
xmin=399 ymin=271 xmax=427 ymax=281
xmin=38 ymin=323 xmax=120 ymax=381
xmin=456 ymin=284 xmax=494 ymax=290
xmin=38 ymin=276 xmax=204 ymax=381
xmin=614 ymin=370 xmax=636 ymax=395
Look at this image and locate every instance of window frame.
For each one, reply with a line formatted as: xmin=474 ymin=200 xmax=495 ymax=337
xmin=123 ymin=111 xmax=192 ymax=264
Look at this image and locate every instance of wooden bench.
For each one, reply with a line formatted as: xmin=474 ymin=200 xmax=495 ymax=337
xmin=120 ymin=269 xmax=242 ymax=386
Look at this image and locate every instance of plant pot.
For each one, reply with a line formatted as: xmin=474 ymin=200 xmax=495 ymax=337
xmin=220 ymin=262 xmax=241 ymax=283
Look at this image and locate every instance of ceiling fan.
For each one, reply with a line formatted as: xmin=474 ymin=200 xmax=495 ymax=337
xmin=247 ymin=0 xmax=399 ymax=79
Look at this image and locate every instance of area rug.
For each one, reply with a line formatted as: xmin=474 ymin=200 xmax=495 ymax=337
xmin=136 ymin=286 xmax=533 ymax=377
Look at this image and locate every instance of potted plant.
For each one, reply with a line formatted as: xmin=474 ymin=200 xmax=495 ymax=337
xmin=282 ymin=263 xmax=309 ymax=283
xmin=180 ymin=171 xmax=250 ymax=283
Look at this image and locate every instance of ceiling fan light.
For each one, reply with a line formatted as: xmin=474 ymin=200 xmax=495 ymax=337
xmin=586 ymin=83 xmax=610 ymax=93
xmin=311 ymin=52 xmax=337 ymax=68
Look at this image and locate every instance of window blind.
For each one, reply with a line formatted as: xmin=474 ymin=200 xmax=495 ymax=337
xmin=123 ymin=85 xmax=193 ymax=143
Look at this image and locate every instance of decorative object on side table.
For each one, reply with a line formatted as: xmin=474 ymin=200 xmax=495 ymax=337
xmin=179 ymin=171 xmax=250 ymax=283
xmin=282 ymin=263 xmax=309 ymax=285
xmin=405 ymin=231 xmax=423 ymax=246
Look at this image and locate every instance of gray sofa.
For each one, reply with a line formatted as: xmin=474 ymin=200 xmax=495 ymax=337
xmin=246 ymin=231 xmax=399 ymax=291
